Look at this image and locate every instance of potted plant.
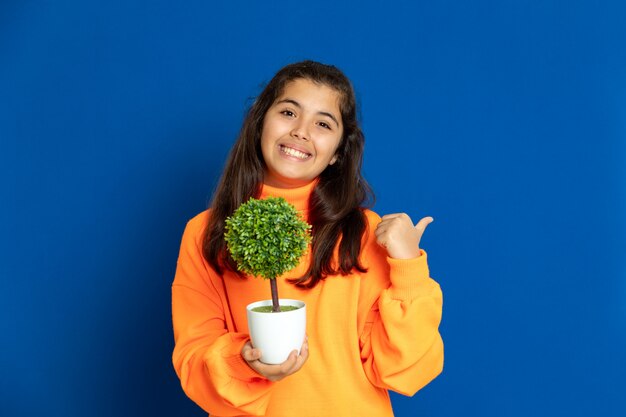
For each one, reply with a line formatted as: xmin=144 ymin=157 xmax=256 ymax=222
xmin=225 ymin=197 xmax=311 ymax=364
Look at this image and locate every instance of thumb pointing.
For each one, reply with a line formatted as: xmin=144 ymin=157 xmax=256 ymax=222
xmin=415 ymin=216 xmax=434 ymax=230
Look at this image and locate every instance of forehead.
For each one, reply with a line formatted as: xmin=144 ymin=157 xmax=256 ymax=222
xmin=275 ymin=79 xmax=342 ymax=112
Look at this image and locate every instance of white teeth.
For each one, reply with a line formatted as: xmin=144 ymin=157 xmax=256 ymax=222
xmin=280 ymin=145 xmax=310 ymax=160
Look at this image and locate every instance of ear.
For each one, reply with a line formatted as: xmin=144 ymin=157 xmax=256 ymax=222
xmin=329 ymin=154 xmax=338 ymax=165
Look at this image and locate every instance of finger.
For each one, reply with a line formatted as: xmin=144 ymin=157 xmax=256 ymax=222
xmin=254 ymin=360 xmax=286 ymax=381
xmin=289 ymin=355 xmax=305 ymax=375
xmin=414 ymin=216 xmax=434 ymax=231
xmin=299 ymin=340 xmax=309 ymax=363
xmin=381 ymin=213 xmax=406 ymax=220
xmin=288 ymin=344 xmax=309 ymax=374
xmin=376 ymin=217 xmax=402 ymax=235
xmin=375 ymin=222 xmax=389 ymax=237
xmin=378 ymin=214 xmax=413 ymax=231
xmin=260 ymin=343 xmax=309 ymax=381
xmin=375 ymin=230 xmax=391 ymax=244
xmin=241 ymin=342 xmax=252 ymax=359
xmin=241 ymin=344 xmax=262 ymax=363
xmin=282 ymin=350 xmax=301 ymax=374
xmin=242 ymin=349 xmax=258 ymax=363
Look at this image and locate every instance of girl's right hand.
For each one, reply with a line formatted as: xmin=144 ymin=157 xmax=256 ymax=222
xmin=241 ymin=338 xmax=309 ymax=382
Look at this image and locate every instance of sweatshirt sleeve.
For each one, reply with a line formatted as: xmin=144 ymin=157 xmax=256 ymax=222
xmin=358 ymin=213 xmax=444 ymax=396
xmin=171 ymin=213 xmax=274 ymax=416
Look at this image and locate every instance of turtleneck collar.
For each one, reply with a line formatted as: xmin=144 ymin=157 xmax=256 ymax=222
xmin=259 ymin=180 xmax=317 ymax=213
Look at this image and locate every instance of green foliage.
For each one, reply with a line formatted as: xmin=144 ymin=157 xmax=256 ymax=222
xmin=225 ymin=197 xmax=312 ymax=280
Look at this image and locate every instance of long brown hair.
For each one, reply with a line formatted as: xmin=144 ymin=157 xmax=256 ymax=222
xmin=203 ymin=60 xmax=374 ymax=287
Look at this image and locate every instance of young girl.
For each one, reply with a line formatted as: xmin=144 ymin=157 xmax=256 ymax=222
xmin=172 ymin=61 xmax=443 ymax=416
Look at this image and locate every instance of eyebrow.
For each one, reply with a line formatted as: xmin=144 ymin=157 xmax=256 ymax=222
xmin=276 ymin=98 xmax=340 ymax=128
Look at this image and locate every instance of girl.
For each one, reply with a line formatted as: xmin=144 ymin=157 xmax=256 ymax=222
xmin=172 ymin=61 xmax=443 ymax=416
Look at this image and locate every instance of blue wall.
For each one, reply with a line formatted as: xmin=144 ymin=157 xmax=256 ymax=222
xmin=1 ymin=1 xmax=625 ymax=416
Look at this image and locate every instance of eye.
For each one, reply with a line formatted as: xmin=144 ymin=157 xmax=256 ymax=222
xmin=318 ymin=121 xmax=332 ymax=130
xmin=280 ymin=110 xmax=295 ymax=117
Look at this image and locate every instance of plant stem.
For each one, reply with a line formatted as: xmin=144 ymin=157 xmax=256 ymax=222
xmin=270 ymin=279 xmax=280 ymax=313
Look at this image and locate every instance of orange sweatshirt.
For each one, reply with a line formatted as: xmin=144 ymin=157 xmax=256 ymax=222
xmin=172 ymin=181 xmax=444 ymax=417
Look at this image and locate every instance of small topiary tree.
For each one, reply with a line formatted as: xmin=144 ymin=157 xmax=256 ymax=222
xmin=225 ymin=197 xmax=312 ymax=313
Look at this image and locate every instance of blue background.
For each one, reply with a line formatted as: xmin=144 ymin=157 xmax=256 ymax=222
xmin=2 ymin=1 xmax=625 ymax=416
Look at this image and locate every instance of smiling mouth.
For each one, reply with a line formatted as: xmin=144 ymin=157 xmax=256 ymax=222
xmin=280 ymin=145 xmax=311 ymax=160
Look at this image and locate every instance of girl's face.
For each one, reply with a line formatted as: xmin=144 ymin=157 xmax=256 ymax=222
xmin=261 ymin=78 xmax=343 ymax=188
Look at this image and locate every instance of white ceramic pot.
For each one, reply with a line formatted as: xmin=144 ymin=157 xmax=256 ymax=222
xmin=246 ymin=299 xmax=306 ymax=365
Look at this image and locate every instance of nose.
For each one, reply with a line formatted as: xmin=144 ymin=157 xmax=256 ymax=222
xmin=290 ymin=120 xmax=309 ymax=141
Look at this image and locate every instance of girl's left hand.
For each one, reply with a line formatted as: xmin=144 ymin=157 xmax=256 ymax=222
xmin=375 ymin=214 xmax=433 ymax=259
